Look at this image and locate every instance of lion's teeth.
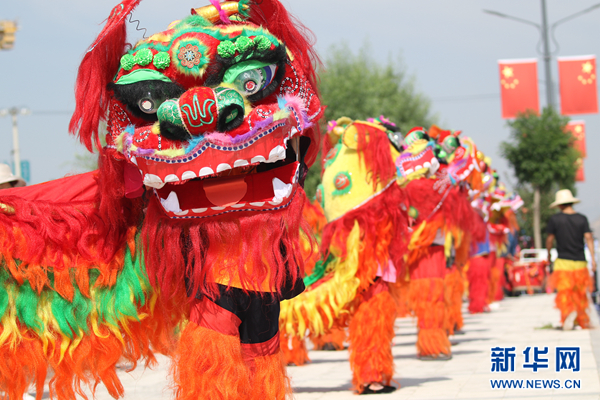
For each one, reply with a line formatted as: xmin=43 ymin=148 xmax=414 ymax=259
xmin=199 ymin=167 xmax=214 ymax=177
xmin=182 ymin=171 xmax=197 ymax=180
xmin=144 ymin=174 xmax=165 ymax=189
xmin=160 ymin=191 xmax=181 ymax=213
xmin=266 ymin=145 xmax=286 ymax=163
xmin=216 ymin=163 xmax=232 ymax=173
xmin=272 ymin=177 xmax=292 ymax=200
xmin=164 ymin=174 xmax=179 ymax=183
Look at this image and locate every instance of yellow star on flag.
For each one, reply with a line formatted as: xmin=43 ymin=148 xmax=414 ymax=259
xmin=575 ymin=125 xmax=583 ymax=133
xmin=582 ymin=61 xmax=594 ymax=74
xmin=502 ymin=66 xmax=514 ymax=79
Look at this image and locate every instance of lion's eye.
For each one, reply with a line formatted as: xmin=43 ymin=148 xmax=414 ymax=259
xmin=138 ymin=95 xmax=160 ymax=114
xmin=233 ymin=64 xmax=277 ymax=96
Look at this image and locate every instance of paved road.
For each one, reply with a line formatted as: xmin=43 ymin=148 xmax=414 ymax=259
xmin=38 ymin=293 xmax=600 ymax=399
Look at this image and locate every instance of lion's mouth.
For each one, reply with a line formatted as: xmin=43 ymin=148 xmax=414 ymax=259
xmin=154 ymin=148 xmax=300 ymax=217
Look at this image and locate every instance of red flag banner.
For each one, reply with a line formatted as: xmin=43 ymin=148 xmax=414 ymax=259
xmin=575 ymin=159 xmax=585 ymax=182
xmin=498 ymin=59 xmax=539 ymax=119
xmin=558 ymin=55 xmax=598 ymax=115
xmin=564 ymin=120 xmax=586 ymax=158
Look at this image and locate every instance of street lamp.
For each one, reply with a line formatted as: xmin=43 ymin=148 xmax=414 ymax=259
xmin=484 ymin=1 xmax=600 ymax=109
xmin=0 ymin=107 xmax=30 ymax=178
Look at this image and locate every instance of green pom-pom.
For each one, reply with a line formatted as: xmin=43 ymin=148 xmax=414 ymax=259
xmin=235 ymin=36 xmax=253 ymax=53
xmin=120 ymin=54 xmax=135 ymax=70
xmin=134 ymin=48 xmax=153 ymax=66
xmin=153 ymin=52 xmax=171 ymax=69
xmin=254 ymin=35 xmax=272 ymax=52
xmin=217 ymin=40 xmax=236 ymax=58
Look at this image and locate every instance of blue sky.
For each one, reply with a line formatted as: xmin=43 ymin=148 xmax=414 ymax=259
xmin=1 ymin=0 xmax=599 ymax=224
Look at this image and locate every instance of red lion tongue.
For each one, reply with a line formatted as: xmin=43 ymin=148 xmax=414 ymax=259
xmin=203 ymin=176 xmax=248 ymax=207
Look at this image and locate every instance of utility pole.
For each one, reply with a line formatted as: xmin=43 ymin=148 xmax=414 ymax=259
xmin=484 ymin=2 xmax=600 ymax=249
xmin=0 ymin=107 xmax=30 ymax=178
xmin=484 ymin=2 xmax=600 ymax=109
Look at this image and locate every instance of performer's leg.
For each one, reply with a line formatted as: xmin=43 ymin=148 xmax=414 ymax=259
xmin=551 ymin=260 xmax=592 ymax=329
xmin=238 ymin=291 xmax=291 ymax=400
xmin=348 ymin=281 xmax=397 ymax=394
xmin=444 ymin=265 xmax=464 ymax=335
xmin=467 ymin=255 xmax=491 ymax=314
xmin=389 ymin=278 xmax=411 ymax=318
xmin=280 ymin=330 xmax=310 ymax=366
xmin=311 ymin=325 xmax=347 ymax=351
xmin=494 ymin=257 xmax=506 ymax=301
xmin=171 ymin=297 xmax=250 ymax=400
xmin=487 ymin=253 xmax=500 ymax=304
xmin=409 ymin=246 xmax=451 ymax=358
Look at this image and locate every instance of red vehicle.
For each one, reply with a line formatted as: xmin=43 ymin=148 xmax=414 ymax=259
xmin=505 ymin=249 xmax=549 ymax=295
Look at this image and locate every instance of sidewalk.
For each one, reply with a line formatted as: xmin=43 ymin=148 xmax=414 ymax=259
xmin=73 ymin=294 xmax=599 ymax=400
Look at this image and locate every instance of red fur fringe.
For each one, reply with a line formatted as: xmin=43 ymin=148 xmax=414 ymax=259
xmin=69 ymin=1 xmax=141 ymax=152
xmin=143 ymin=188 xmax=308 ymax=303
xmin=467 ymin=255 xmax=491 ymax=314
xmin=404 ymin=180 xmax=486 ymax=269
xmin=550 ymin=269 xmax=593 ymax=329
xmin=355 ymin=122 xmax=396 ymax=191
xmin=320 ymin=184 xmax=408 ymax=288
xmin=0 ymin=150 xmax=143 ymax=293
xmin=349 ymin=290 xmax=396 ymax=392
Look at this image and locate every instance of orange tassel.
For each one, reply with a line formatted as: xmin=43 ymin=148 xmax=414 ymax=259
xmin=311 ymin=325 xmax=347 ymax=351
xmin=348 ymin=290 xmax=396 ymax=393
xmin=248 ymin=353 xmax=291 ymax=400
xmin=280 ymin=331 xmax=310 ymax=366
xmin=409 ymin=278 xmax=450 ymax=356
xmin=444 ymin=266 xmax=464 ymax=335
xmin=389 ymin=279 xmax=411 ymax=318
xmin=171 ymin=323 xmax=251 ymax=400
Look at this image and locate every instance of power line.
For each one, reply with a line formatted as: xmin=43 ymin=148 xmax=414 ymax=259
xmin=432 ymin=93 xmax=499 ymax=102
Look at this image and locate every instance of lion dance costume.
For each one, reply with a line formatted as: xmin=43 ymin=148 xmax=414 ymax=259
xmin=280 ymin=117 xmax=408 ymax=394
xmin=396 ymin=126 xmax=484 ymax=359
xmin=0 ymin=1 xmax=323 ymax=399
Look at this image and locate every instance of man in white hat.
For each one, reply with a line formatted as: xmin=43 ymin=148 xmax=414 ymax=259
xmin=546 ymin=189 xmax=596 ymax=330
xmin=0 ymin=163 xmax=25 ymax=189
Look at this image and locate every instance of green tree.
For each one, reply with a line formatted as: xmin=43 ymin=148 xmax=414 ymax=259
xmin=303 ymin=43 xmax=437 ymax=199
xmin=501 ymin=107 xmax=579 ymax=248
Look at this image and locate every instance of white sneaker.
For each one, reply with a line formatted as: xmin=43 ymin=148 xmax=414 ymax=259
xmin=563 ymin=311 xmax=577 ymax=331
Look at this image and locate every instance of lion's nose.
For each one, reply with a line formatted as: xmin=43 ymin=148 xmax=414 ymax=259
xmin=157 ymin=86 xmax=245 ymax=137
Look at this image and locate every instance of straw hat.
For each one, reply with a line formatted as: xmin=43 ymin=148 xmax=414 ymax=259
xmin=550 ymin=189 xmax=580 ymax=208
xmin=0 ymin=163 xmax=25 ymax=187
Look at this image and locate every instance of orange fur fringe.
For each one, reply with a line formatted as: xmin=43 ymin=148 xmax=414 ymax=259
xmin=311 ymin=326 xmax=347 ymax=351
xmin=280 ymin=331 xmax=310 ymax=366
xmin=444 ymin=266 xmax=464 ymax=335
xmin=550 ymin=269 xmax=593 ymax=329
xmin=409 ymin=278 xmax=450 ymax=356
xmin=171 ymin=323 xmax=251 ymax=400
xmin=348 ymin=291 xmax=396 ymax=393
xmin=389 ymin=279 xmax=411 ymax=318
